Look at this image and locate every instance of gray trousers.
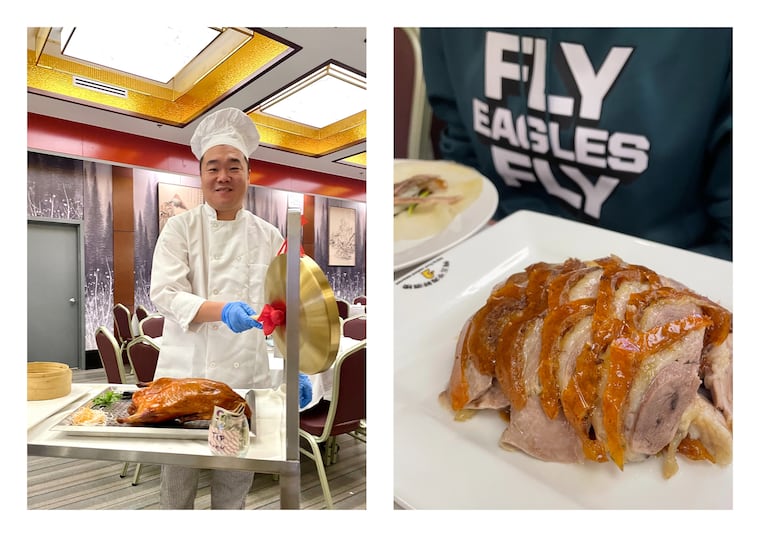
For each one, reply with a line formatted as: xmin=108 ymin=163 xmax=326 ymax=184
xmin=160 ymin=464 xmax=255 ymax=509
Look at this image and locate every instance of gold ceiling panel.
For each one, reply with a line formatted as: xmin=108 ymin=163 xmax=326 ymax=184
xmin=250 ymin=110 xmax=366 ymax=156
xmin=30 ymin=51 xmax=176 ymax=100
xmin=28 ymin=29 xmax=293 ymax=126
xmin=340 ymin=152 xmax=367 ymax=167
xmin=27 ymin=27 xmax=367 ymax=159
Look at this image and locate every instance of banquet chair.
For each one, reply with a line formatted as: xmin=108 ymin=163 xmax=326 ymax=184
xmin=352 ymin=295 xmax=366 ymax=306
xmin=123 ymin=335 xmax=160 ymax=485
xmin=134 ymin=304 xmax=151 ymax=322
xmin=342 ymin=315 xmax=366 ymax=341
xmin=394 ymin=27 xmax=435 ymax=160
xmin=95 ymin=325 xmax=145 ymax=484
xmin=335 ymin=298 xmax=350 ymax=320
xmin=94 ymin=325 xmax=127 ymax=384
xmin=126 ymin=335 xmax=160 ymax=384
xmin=139 ymin=314 xmax=165 ymax=338
xmin=113 ymin=303 xmax=134 ymax=346
xmin=299 ymin=340 xmax=366 ymax=509
xmin=113 ymin=303 xmax=134 ymax=373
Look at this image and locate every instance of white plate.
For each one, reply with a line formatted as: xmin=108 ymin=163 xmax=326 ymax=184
xmin=394 ymin=210 xmax=732 ymax=509
xmin=394 ymin=159 xmax=498 ymax=272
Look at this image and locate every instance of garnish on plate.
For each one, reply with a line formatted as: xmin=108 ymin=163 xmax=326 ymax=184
xmin=70 ymin=406 xmax=108 ymax=426
xmin=91 ymin=389 xmax=122 ymax=408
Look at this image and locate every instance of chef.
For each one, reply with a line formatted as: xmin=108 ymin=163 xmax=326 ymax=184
xmin=149 ymin=107 xmax=295 ymax=509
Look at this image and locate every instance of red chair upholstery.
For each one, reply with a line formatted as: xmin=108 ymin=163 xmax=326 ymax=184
xmin=126 ymin=336 xmax=160 ymax=384
xmin=335 ymin=299 xmax=350 ymax=320
xmin=353 ymin=295 xmax=366 ymax=305
xmin=113 ymin=303 xmax=134 ymax=372
xmin=94 ymin=325 xmax=127 ymax=384
xmin=113 ymin=303 xmax=134 ymax=346
xmin=135 ymin=305 xmax=150 ymax=322
xmin=139 ymin=314 xmax=165 ymax=338
xmin=394 ymin=27 xmax=434 ymax=160
xmin=299 ymin=341 xmax=366 ymax=508
xmin=342 ymin=315 xmax=366 ymax=340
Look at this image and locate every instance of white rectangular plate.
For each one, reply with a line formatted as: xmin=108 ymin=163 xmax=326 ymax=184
xmin=394 ymin=210 xmax=732 ymax=509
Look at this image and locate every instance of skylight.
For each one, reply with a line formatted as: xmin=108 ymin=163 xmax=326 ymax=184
xmin=256 ymin=63 xmax=366 ymax=129
xmin=60 ymin=27 xmax=221 ymax=84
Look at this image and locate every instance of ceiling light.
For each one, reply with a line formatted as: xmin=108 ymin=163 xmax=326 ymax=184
xmin=257 ymin=63 xmax=365 ymax=129
xmin=60 ymin=27 xmax=220 ymax=84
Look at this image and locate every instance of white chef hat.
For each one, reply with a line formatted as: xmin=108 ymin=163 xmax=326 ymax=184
xmin=190 ymin=107 xmax=261 ymax=161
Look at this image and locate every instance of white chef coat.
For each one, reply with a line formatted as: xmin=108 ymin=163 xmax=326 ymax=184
xmin=150 ymin=203 xmax=284 ymax=390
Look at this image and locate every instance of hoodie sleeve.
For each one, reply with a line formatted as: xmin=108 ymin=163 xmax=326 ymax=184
xmin=693 ymin=66 xmax=732 ymax=261
xmin=420 ymin=28 xmax=480 ymax=169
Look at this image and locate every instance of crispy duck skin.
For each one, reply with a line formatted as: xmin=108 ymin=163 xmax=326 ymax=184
xmin=117 ymin=377 xmax=251 ymax=425
xmin=444 ymin=255 xmax=733 ymax=476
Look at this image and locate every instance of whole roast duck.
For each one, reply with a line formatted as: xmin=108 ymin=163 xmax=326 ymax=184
xmin=444 ymin=255 xmax=732 ymax=478
xmin=117 ymin=377 xmax=251 ymax=425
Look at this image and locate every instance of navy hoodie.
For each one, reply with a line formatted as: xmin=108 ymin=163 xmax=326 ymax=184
xmin=420 ymin=28 xmax=732 ymax=260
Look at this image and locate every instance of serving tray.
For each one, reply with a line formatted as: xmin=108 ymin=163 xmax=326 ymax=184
xmin=52 ymin=387 xmax=256 ymax=440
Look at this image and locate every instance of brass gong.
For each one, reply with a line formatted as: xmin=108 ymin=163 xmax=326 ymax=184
xmin=264 ymin=254 xmax=341 ymax=374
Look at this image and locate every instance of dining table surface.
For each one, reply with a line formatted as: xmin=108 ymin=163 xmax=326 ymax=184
xmin=27 ymin=382 xmax=302 ymax=506
xmin=28 ymin=334 xmax=366 ymax=461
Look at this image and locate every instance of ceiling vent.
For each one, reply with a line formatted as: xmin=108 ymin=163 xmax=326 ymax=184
xmin=72 ymin=76 xmax=129 ymax=98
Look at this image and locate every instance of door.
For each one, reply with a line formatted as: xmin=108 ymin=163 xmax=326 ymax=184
xmin=27 ymin=220 xmax=84 ymax=368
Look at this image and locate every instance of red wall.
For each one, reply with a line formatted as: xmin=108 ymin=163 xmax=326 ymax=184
xmin=27 ymin=113 xmax=366 ymax=202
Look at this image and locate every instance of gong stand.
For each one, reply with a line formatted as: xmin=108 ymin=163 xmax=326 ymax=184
xmin=280 ymin=207 xmax=302 ymax=509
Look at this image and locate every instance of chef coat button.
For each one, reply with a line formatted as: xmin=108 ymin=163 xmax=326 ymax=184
xmin=209 ymin=362 xmax=216 ymax=368
xmin=233 ymin=362 xmax=240 ymax=368
xmin=213 ymin=288 xmax=219 ymax=294
xmin=212 ymin=325 xmax=218 ymax=331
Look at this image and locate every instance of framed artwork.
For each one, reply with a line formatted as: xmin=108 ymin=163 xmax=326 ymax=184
xmin=158 ymin=183 xmax=204 ymax=233
xmin=328 ymin=206 xmax=356 ymax=266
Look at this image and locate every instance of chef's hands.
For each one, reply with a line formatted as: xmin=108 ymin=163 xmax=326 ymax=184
xmin=221 ymin=303 xmax=310 ymax=405
xmin=221 ymin=301 xmax=263 ymax=333
xmin=299 ymin=373 xmax=313 ymax=409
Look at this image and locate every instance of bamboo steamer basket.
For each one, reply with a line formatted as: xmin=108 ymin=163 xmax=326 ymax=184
xmin=27 ymin=362 xmax=72 ymax=401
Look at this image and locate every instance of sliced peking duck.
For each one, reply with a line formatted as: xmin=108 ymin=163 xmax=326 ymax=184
xmin=442 ymin=255 xmax=732 ymax=477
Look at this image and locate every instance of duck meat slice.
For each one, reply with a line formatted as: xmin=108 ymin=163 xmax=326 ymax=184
xmin=702 ymin=333 xmax=733 ymax=427
xmin=498 ymin=317 xmax=585 ymax=462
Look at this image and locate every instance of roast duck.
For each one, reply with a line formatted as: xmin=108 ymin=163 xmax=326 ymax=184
xmin=117 ymin=377 xmax=251 ymax=425
xmin=444 ymin=255 xmax=732 ymax=478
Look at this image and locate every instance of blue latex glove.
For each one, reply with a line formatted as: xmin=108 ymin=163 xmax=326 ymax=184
xmin=221 ymin=301 xmax=262 ymax=333
xmin=299 ymin=373 xmax=313 ymax=409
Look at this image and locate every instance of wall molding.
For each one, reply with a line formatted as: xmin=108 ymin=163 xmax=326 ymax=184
xmin=27 ymin=113 xmax=366 ymax=202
